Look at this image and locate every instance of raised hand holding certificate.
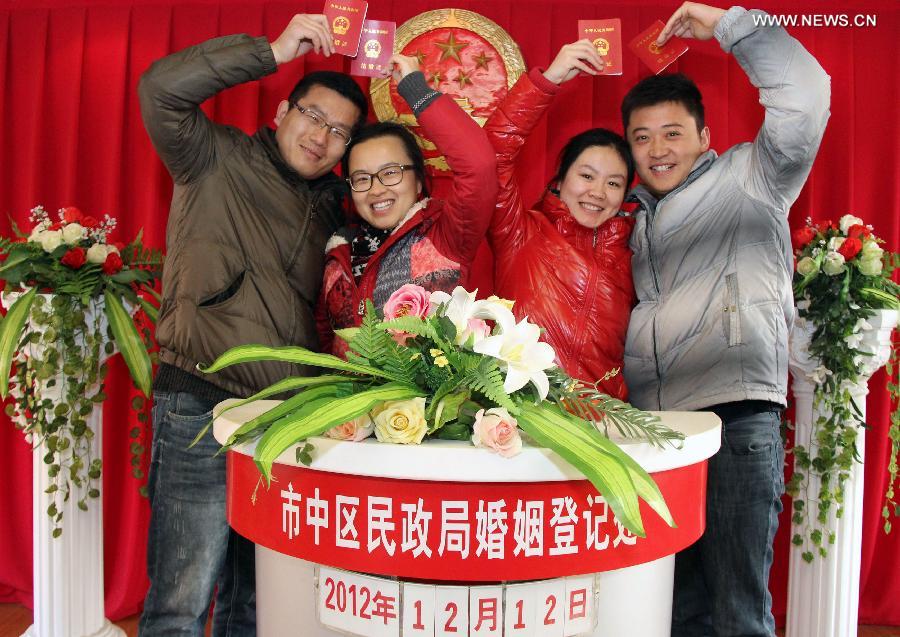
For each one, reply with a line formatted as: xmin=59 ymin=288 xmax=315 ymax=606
xmin=578 ymin=19 xmax=623 ymax=76
xmin=324 ymin=0 xmax=368 ymax=56
xmin=350 ymin=20 xmax=396 ymax=77
xmin=628 ymin=19 xmax=689 ymax=74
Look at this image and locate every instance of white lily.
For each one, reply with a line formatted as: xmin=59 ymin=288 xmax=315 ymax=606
xmin=473 ymin=316 xmax=557 ymax=400
xmin=430 ymin=286 xmax=516 ymax=345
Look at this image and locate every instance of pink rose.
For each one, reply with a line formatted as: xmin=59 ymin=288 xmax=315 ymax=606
xmin=325 ymin=414 xmax=375 ymax=442
xmin=383 ymin=284 xmax=431 ymax=345
xmin=383 ymin=284 xmax=431 ymax=320
xmin=472 ymin=407 xmax=522 ymax=458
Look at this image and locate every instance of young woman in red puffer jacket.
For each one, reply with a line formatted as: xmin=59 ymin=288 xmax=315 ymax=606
xmin=484 ymin=41 xmax=635 ymax=399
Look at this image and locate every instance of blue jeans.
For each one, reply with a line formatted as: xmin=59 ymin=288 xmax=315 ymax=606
xmin=672 ymin=406 xmax=785 ymax=637
xmin=139 ymin=391 xmax=256 ymax=636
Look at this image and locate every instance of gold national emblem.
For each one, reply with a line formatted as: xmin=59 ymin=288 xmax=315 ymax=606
xmin=364 ymin=39 xmax=382 ymax=58
xmin=648 ymin=42 xmax=661 ymax=55
xmin=370 ymin=9 xmax=525 ymax=172
xmin=593 ymin=37 xmax=610 ymax=56
xmin=333 ymin=16 xmax=350 ymax=36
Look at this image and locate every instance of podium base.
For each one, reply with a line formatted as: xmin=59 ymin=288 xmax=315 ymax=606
xmin=22 ymin=620 xmax=126 ymax=637
xmin=256 ymin=545 xmax=674 ymax=637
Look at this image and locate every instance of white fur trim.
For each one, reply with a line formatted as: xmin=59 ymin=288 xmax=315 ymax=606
xmin=324 ymin=234 xmax=349 ymax=254
xmin=390 ymin=198 xmax=431 ymax=236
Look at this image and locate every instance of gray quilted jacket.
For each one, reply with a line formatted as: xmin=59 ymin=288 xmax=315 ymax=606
xmin=623 ymin=7 xmax=831 ymax=411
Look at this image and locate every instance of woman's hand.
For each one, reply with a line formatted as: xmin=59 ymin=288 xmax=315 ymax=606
xmin=542 ymin=40 xmax=605 ymax=85
xmin=382 ymin=54 xmax=421 ymax=83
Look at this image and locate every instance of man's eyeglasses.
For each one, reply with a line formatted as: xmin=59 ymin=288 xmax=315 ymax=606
xmin=347 ymin=164 xmax=415 ymax=192
xmin=291 ymin=103 xmax=352 ymax=146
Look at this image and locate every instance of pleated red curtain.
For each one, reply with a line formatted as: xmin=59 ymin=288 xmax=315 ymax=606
xmin=1 ymin=0 xmax=897 ymax=624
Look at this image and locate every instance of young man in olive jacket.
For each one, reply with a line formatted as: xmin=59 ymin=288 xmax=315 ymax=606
xmin=621 ymin=2 xmax=829 ymax=636
xmin=137 ymin=14 xmax=367 ymax=636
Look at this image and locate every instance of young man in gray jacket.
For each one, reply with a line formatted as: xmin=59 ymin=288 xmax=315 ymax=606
xmin=138 ymin=14 xmax=367 ymax=636
xmin=621 ymin=2 xmax=830 ymax=635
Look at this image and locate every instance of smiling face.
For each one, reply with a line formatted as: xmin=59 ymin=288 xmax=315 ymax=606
xmin=348 ymin=135 xmax=422 ymax=230
xmin=626 ymin=101 xmax=710 ymax=198
xmin=273 ymin=85 xmax=361 ymax=180
xmin=558 ymin=145 xmax=629 ymax=228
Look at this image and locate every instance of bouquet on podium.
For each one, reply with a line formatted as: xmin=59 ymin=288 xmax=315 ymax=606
xmin=202 ymin=285 xmax=683 ymax=536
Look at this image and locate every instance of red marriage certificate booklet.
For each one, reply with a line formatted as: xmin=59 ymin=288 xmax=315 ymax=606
xmin=324 ymin=0 xmax=368 ymax=56
xmin=578 ymin=19 xmax=623 ymax=76
xmin=628 ymin=19 xmax=689 ymax=74
xmin=350 ymin=20 xmax=396 ymax=77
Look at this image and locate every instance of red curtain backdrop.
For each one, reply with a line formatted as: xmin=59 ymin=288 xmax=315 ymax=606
xmin=1 ymin=0 xmax=897 ymax=625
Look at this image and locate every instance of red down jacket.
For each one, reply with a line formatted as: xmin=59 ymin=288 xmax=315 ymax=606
xmin=483 ymin=68 xmax=635 ymax=399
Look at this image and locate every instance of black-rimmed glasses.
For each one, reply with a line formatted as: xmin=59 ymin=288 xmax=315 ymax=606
xmin=347 ymin=164 xmax=415 ymax=192
xmin=291 ymin=103 xmax=352 ymax=145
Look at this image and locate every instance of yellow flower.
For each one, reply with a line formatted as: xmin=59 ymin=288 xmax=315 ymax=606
xmin=410 ymin=352 xmax=422 ymax=361
xmin=373 ymin=398 xmax=428 ymax=445
xmin=486 ymin=295 xmax=515 ymax=311
xmin=434 ymin=355 xmax=449 ymax=368
xmin=429 ymin=348 xmax=444 ymax=357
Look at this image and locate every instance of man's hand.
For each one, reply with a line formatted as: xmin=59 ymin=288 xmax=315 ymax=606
xmin=542 ymin=40 xmax=605 ymax=85
xmin=270 ymin=14 xmax=334 ymax=64
xmin=657 ymin=2 xmax=727 ymax=46
xmin=382 ymin=54 xmax=420 ymax=83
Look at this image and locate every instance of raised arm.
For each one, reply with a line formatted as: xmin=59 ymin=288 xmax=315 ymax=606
xmin=389 ymin=55 xmax=498 ymax=263
xmin=660 ymin=2 xmax=831 ymax=210
xmin=483 ymin=41 xmax=605 ymax=247
xmin=138 ymin=14 xmax=334 ymax=185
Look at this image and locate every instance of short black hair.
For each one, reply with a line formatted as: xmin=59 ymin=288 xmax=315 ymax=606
xmin=342 ymin=122 xmax=430 ymax=197
xmin=289 ymin=71 xmax=369 ymax=134
xmin=621 ymin=73 xmax=705 ymax=134
xmin=553 ymin=128 xmax=635 ymax=191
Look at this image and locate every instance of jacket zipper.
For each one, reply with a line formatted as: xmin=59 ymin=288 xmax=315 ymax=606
xmin=570 ymin=232 xmax=600 ymax=366
xmin=644 ymin=204 xmax=663 ymax=409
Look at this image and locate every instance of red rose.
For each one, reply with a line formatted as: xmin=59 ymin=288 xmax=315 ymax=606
xmin=102 ymin=252 xmax=123 ymax=275
xmin=48 ymin=222 xmax=63 ymax=232
xmin=62 ymin=207 xmax=84 ymax=224
xmin=60 ymin=247 xmax=86 ymax=269
xmin=791 ymin=226 xmax=817 ymax=250
xmin=81 ymin=215 xmax=100 ymax=229
xmin=837 ymin=237 xmax=863 ymax=261
xmin=846 ymin=224 xmax=871 ymax=240
xmin=817 ymin=219 xmax=835 ymax=232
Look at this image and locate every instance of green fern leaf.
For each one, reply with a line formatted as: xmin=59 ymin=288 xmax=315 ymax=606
xmin=461 ymin=358 xmax=517 ymax=414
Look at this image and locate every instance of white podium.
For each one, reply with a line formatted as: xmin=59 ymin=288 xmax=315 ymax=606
xmin=786 ymin=309 xmax=898 ymax=637
xmin=215 ymin=405 xmax=721 ymax=637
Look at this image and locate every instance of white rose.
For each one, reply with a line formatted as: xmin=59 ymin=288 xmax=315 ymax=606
xmin=822 ymin=251 xmax=846 ymax=276
xmin=796 ymin=256 xmax=819 ymax=278
xmin=860 ymin=240 xmax=883 ymax=260
xmin=38 ymin=230 xmax=63 ymax=253
xmin=372 ymin=398 xmax=428 ymax=445
xmin=857 ymin=255 xmax=883 ymax=277
xmin=827 ymin=236 xmax=845 ymax=252
xmin=61 ymin=222 xmax=85 ymax=245
xmin=86 ymin=243 xmax=110 ymax=264
xmin=28 ymin=224 xmax=48 ymax=242
xmin=838 ymin=214 xmax=864 ymax=234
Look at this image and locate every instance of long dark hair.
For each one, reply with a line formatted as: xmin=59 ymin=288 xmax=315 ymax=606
xmin=342 ymin=122 xmax=431 ymax=198
xmin=551 ymin=128 xmax=635 ymax=191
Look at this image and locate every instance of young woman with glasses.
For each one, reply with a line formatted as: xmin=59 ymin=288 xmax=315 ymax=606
xmin=483 ymin=41 xmax=636 ymax=400
xmin=316 ymin=54 xmax=497 ymax=355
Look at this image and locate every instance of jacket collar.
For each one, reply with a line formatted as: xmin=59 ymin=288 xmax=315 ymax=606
xmin=538 ymin=189 xmax=633 ymax=244
xmin=627 ymin=149 xmax=718 ymax=213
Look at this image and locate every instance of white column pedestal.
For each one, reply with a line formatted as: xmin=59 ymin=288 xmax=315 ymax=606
xmin=786 ymin=309 xmax=897 ymax=637
xmin=23 ymin=405 xmax=124 ymax=637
